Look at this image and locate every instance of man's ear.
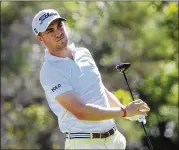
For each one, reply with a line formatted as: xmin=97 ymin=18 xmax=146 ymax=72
xmin=37 ymin=35 xmax=43 ymax=42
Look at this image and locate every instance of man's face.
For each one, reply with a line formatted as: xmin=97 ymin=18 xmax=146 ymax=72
xmin=38 ymin=19 xmax=68 ymax=51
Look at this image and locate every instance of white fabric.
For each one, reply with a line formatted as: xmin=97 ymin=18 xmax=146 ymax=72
xmin=126 ymin=115 xmax=146 ymax=124
xmin=40 ymin=44 xmax=115 ymax=133
xmin=32 ymin=9 xmax=66 ymax=35
xmin=65 ymin=130 xmax=126 ymax=149
xmin=138 ymin=115 xmax=146 ymax=124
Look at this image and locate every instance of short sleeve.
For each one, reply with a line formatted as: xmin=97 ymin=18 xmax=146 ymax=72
xmin=40 ymin=67 xmax=72 ymax=100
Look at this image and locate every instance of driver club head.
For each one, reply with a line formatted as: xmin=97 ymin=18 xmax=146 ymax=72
xmin=116 ymin=63 xmax=131 ymax=73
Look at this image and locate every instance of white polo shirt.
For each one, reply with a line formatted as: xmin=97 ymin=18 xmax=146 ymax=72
xmin=40 ymin=44 xmax=115 ymax=133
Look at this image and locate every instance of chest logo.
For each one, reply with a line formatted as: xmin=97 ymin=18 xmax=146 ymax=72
xmin=51 ymin=84 xmax=61 ymax=92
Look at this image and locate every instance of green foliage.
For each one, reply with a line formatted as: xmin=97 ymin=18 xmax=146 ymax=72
xmin=23 ymin=104 xmax=55 ymax=131
xmin=117 ymin=119 xmax=144 ymax=142
xmin=3 ymin=102 xmax=55 ymax=149
xmin=114 ymin=89 xmax=132 ymax=105
xmin=159 ymin=105 xmax=178 ymax=122
xmin=1 ymin=2 xmax=37 ymax=76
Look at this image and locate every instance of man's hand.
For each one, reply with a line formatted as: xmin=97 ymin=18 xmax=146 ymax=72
xmin=124 ymin=99 xmax=150 ymax=117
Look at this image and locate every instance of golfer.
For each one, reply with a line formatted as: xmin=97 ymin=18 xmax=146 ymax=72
xmin=32 ymin=9 xmax=150 ymax=149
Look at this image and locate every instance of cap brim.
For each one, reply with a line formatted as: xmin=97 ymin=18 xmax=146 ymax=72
xmin=59 ymin=17 xmax=66 ymax=21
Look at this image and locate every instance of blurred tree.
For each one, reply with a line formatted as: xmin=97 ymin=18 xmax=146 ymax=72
xmin=136 ymin=2 xmax=178 ymax=150
xmin=1 ymin=2 xmax=38 ymax=76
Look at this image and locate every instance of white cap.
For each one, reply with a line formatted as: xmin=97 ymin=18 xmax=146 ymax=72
xmin=32 ymin=9 xmax=66 ymax=36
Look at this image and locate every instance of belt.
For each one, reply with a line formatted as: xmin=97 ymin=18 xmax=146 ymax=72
xmin=65 ymin=127 xmax=116 ymax=139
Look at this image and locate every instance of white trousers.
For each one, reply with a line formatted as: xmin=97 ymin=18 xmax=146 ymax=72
xmin=65 ymin=130 xmax=126 ymax=149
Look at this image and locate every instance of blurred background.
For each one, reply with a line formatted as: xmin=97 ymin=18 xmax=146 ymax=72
xmin=1 ymin=1 xmax=178 ymax=150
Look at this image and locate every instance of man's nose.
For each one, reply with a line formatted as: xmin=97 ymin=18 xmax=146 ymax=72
xmin=55 ymin=28 xmax=62 ymax=38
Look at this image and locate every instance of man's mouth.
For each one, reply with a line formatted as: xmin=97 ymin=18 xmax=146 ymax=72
xmin=57 ymin=35 xmax=64 ymax=42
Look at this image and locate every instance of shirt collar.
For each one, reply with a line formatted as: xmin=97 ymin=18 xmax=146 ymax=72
xmin=44 ymin=43 xmax=76 ymax=61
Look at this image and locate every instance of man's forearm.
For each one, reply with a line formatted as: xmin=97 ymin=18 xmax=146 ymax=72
xmin=104 ymin=88 xmax=124 ymax=108
xmin=77 ymin=104 xmax=124 ymax=121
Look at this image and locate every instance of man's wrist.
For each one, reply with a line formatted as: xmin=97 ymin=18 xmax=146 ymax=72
xmin=121 ymin=107 xmax=127 ymax=117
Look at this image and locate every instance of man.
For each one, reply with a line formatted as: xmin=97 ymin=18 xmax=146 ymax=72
xmin=32 ymin=9 xmax=150 ymax=149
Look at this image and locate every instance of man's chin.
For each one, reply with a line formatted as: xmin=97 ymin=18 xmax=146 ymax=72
xmin=56 ymin=43 xmax=67 ymax=50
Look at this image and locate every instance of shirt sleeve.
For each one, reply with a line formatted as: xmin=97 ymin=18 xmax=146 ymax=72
xmin=40 ymin=68 xmax=73 ymax=100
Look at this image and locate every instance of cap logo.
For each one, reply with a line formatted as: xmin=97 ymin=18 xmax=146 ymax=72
xmin=34 ymin=28 xmax=38 ymax=34
xmin=39 ymin=12 xmax=58 ymax=25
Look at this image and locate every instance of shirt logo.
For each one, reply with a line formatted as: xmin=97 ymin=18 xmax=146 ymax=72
xmin=51 ymin=84 xmax=61 ymax=92
xmin=39 ymin=12 xmax=58 ymax=25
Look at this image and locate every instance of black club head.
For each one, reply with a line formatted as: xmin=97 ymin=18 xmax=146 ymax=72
xmin=116 ymin=63 xmax=131 ymax=73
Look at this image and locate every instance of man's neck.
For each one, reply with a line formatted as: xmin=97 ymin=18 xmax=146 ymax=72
xmin=47 ymin=47 xmax=73 ymax=60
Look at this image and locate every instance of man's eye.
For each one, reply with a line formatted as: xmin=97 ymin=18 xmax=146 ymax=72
xmin=58 ymin=24 xmax=62 ymax=28
xmin=47 ymin=30 xmax=53 ymax=33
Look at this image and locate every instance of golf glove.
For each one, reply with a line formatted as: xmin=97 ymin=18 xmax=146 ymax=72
xmin=125 ymin=115 xmax=146 ymax=124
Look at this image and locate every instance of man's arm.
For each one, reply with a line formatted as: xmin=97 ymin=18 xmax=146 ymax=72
xmin=56 ymin=91 xmax=124 ymax=121
xmin=56 ymin=91 xmax=149 ymax=121
xmin=104 ymin=86 xmax=125 ymax=108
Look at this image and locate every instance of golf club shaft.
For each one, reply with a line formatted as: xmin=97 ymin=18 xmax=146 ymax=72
xmin=141 ymin=123 xmax=153 ymax=150
xmin=122 ymin=72 xmax=153 ymax=150
xmin=122 ymin=72 xmax=135 ymax=101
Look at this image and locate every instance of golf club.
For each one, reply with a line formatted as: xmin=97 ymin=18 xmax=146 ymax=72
xmin=116 ymin=63 xmax=153 ymax=150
